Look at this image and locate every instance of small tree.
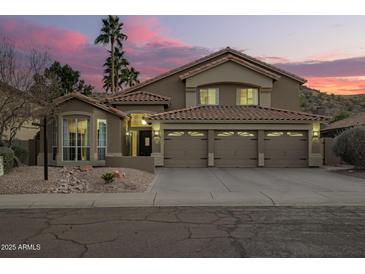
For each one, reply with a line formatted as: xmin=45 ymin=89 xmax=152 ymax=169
xmin=45 ymin=61 xmax=94 ymax=96
xmin=333 ymin=127 xmax=365 ymax=169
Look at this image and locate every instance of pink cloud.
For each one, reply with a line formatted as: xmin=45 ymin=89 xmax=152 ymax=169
xmin=306 ymin=76 xmax=365 ymax=95
xmin=0 ymin=16 xmax=210 ymax=91
xmin=124 ymin=16 xmax=183 ymax=47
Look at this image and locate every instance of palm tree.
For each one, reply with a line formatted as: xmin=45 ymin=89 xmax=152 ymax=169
xmin=95 ymin=15 xmax=127 ymax=94
xmin=126 ymin=67 xmax=140 ymax=87
xmin=103 ymin=47 xmax=130 ymax=93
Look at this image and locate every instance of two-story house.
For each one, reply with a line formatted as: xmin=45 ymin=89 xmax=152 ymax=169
xmin=39 ymin=47 xmax=328 ymax=170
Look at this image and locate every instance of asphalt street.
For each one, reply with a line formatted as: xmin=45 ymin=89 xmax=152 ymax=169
xmin=1 ymin=206 xmax=365 ymax=257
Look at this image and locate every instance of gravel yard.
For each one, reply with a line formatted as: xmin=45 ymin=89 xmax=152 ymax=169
xmin=0 ymin=166 xmax=154 ymax=194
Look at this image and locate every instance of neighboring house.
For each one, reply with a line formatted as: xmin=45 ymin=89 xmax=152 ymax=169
xmin=40 ymin=47 xmax=329 ymax=169
xmin=321 ymin=112 xmax=365 ymax=138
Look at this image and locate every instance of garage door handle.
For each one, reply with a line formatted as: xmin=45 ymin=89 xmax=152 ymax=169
xmin=300 ymin=158 xmax=307 ymax=160
xmin=264 ymin=157 xmax=271 ymax=160
xmin=250 ymin=158 xmax=258 ymax=160
xmin=250 ymin=138 xmax=258 ymax=140
xmin=200 ymin=157 xmax=208 ymax=160
xmin=214 ymin=138 xmax=221 ymax=140
xmin=164 ymin=157 xmax=171 ymax=159
xmin=264 ymin=138 xmax=271 ymax=141
xmin=214 ymin=157 xmax=221 ymax=160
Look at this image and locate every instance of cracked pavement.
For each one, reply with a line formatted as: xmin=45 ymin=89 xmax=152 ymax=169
xmin=1 ymin=206 xmax=365 ymax=257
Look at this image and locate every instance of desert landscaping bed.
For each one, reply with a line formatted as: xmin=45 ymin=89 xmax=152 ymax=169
xmin=0 ymin=166 xmax=154 ymax=194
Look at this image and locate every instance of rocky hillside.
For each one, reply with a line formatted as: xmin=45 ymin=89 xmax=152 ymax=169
xmin=300 ymin=87 xmax=365 ymax=119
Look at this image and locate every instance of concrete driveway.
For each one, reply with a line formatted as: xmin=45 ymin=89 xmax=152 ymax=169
xmin=150 ymin=168 xmax=365 ymax=206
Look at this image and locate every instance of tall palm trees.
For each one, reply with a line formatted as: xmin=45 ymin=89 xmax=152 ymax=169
xmin=95 ymin=15 xmax=140 ymax=94
xmin=95 ymin=15 xmax=127 ymax=94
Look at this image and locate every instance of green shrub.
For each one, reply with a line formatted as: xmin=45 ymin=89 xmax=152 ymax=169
xmin=333 ymin=127 xmax=365 ymax=168
xmin=101 ymin=172 xmax=115 ymax=184
xmin=0 ymin=146 xmax=15 ymax=173
xmin=11 ymin=145 xmax=28 ymax=164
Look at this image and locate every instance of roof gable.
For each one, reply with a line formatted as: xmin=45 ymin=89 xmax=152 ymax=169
xmin=179 ymin=54 xmax=281 ymax=80
xmin=108 ymin=90 xmax=170 ymax=105
xmin=54 ymin=92 xmax=126 ymax=118
xmin=118 ymin=47 xmax=306 ymax=95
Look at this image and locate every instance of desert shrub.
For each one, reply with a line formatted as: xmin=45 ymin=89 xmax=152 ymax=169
xmin=0 ymin=146 xmax=15 ymax=173
xmin=11 ymin=145 xmax=28 ymax=164
xmin=101 ymin=172 xmax=115 ymax=184
xmin=333 ymin=127 xmax=365 ymax=168
xmin=331 ymin=112 xmax=350 ymax=123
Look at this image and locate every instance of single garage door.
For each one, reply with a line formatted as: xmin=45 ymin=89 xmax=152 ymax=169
xmin=215 ymin=131 xmax=258 ymax=167
xmin=264 ymin=130 xmax=308 ymax=167
xmin=164 ymin=130 xmax=208 ymax=167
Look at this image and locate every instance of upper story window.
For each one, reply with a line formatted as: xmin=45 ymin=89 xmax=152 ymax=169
xmin=237 ymin=88 xmax=259 ymax=105
xmin=199 ymin=88 xmax=219 ymax=105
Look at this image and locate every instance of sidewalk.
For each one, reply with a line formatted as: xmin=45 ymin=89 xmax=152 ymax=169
xmin=1 ymin=190 xmax=365 ymax=208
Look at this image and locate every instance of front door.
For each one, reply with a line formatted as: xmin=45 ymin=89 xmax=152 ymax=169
xmin=139 ymin=130 xmax=152 ymax=156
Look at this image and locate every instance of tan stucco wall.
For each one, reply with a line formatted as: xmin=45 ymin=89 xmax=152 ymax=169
xmin=186 ymin=61 xmax=274 ymax=89
xmin=260 ymin=91 xmax=271 ymax=108
xmin=134 ymin=52 xmax=301 ymax=111
xmin=3 ymin=120 xmax=39 ymax=141
xmin=115 ymin=104 xmax=165 ymax=114
xmin=38 ymin=98 xmax=124 ymax=167
xmin=271 ymin=76 xmax=300 ymax=111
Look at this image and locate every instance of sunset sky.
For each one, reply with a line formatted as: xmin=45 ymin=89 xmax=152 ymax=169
xmin=1 ymin=15 xmax=364 ymax=95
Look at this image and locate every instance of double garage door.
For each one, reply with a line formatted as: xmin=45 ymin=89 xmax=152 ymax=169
xmin=164 ymin=130 xmax=307 ymax=168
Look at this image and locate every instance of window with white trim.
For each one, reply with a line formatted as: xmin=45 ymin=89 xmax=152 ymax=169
xmin=199 ymin=88 xmax=219 ymax=105
xmin=97 ymin=119 xmax=107 ymax=160
xmin=63 ymin=117 xmax=90 ymax=161
xmin=237 ymin=88 xmax=259 ymax=105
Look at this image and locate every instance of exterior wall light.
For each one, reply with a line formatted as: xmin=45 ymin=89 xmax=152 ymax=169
xmin=125 ymin=131 xmax=130 ymax=136
xmin=153 ymin=130 xmax=161 ymax=144
xmin=312 ymin=122 xmax=320 ymax=140
xmin=141 ymin=119 xmax=147 ymax=125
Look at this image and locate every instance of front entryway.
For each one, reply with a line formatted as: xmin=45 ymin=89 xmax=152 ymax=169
xmin=138 ymin=130 xmax=152 ymax=156
xmin=164 ymin=130 xmax=208 ymax=167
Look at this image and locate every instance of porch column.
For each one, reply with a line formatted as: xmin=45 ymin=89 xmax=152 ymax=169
xmin=208 ymin=129 xmax=214 ymax=167
xmin=257 ymin=130 xmax=265 ymax=167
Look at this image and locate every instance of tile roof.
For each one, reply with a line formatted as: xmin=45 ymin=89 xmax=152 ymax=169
xmin=117 ymin=47 xmax=306 ymax=96
xmin=146 ymin=105 xmax=329 ymax=122
xmin=54 ymin=92 xmax=126 ymax=118
xmin=107 ymin=91 xmax=171 ymax=105
xmin=179 ymin=54 xmax=281 ymax=80
xmin=321 ymin=112 xmax=365 ymax=132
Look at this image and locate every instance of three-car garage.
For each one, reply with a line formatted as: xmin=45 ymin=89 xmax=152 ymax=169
xmin=163 ymin=129 xmax=308 ymax=168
